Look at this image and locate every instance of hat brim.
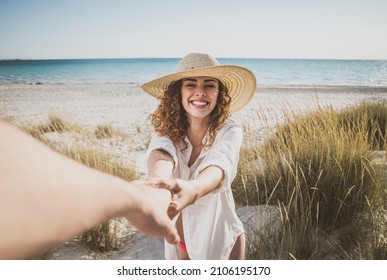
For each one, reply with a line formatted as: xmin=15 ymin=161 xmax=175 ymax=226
xmin=141 ymin=65 xmax=256 ymax=112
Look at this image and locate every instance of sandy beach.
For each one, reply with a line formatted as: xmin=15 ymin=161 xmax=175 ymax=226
xmin=1 ymin=83 xmax=386 ymax=259
xmin=2 ymin=83 xmax=386 ymax=149
xmin=2 ymin=83 xmax=386 ymax=127
xmin=2 ymin=83 xmax=387 ymax=135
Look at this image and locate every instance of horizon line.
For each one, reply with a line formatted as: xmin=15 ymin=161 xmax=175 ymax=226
xmin=1 ymin=56 xmax=386 ymax=61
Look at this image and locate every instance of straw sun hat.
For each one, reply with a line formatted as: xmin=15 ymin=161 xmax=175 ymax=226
xmin=141 ymin=53 xmax=257 ymax=112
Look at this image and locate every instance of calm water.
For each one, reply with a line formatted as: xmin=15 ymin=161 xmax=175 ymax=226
xmin=0 ymin=58 xmax=386 ymax=86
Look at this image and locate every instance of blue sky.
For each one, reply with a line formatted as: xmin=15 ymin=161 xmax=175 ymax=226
xmin=1 ymin=0 xmax=386 ymax=59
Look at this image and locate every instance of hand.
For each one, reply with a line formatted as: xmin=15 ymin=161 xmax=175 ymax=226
xmin=146 ymin=178 xmax=198 ymax=218
xmin=123 ymin=181 xmax=180 ymax=244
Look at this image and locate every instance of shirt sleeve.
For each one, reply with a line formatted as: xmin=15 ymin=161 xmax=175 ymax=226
xmin=194 ymin=122 xmax=243 ymax=192
xmin=146 ymin=134 xmax=178 ymax=168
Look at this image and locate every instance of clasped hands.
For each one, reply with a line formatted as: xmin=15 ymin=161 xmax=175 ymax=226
xmin=145 ymin=178 xmax=198 ymax=219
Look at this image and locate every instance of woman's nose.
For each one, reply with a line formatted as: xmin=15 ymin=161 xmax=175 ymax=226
xmin=195 ymin=86 xmax=206 ymax=95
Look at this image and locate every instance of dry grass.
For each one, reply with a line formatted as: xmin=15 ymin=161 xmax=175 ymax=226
xmin=234 ymin=101 xmax=387 ymax=259
xmin=22 ymin=114 xmax=91 ymax=141
xmin=95 ymin=124 xmax=128 ymax=139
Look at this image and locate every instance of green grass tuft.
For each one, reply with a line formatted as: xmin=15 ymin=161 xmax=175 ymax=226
xmin=234 ymin=101 xmax=387 ymax=259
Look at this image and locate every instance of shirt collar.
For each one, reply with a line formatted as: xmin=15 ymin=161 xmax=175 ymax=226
xmin=183 ymin=131 xmax=210 ymax=147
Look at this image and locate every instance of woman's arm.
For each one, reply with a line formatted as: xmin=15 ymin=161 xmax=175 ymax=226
xmin=147 ymin=149 xmax=174 ymax=179
xmin=0 ymin=121 xmax=179 ymax=259
xmin=148 ymin=124 xmax=243 ymax=218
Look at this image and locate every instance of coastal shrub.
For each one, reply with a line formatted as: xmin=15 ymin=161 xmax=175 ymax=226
xmin=234 ymin=102 xmax=386 ymax=259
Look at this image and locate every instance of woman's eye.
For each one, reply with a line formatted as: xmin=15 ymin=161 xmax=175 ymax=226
xmin=185 ymin=83 xmax=195 ymax=88
xmin=205 ymin=84 xmax=216 ymax=88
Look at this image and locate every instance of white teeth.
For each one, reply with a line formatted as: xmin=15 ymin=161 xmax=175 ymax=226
xmin=192 ymin=101 xmax=207 ymax=106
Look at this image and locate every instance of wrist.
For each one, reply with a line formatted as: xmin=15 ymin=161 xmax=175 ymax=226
xmin=189 ymin=179 xmax=202 ymax=202
xmin=112 ymin=179 xmax=143 ymax=219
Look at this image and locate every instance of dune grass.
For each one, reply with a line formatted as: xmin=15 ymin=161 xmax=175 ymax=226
xmin=95 ymin=124 xmax=129 ymax=139
xmin=233 ymin=101 xmax=386 ymax=259
xmin=21 ymin=114 xmax=91 ymax=143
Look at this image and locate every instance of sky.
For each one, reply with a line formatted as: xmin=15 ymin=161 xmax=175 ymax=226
xmin=0 ymin=0 xmax=386 ymax=60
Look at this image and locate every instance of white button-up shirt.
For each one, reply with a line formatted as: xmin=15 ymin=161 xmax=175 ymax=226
xmin=146 ymin=120 xmax=245 ymax=259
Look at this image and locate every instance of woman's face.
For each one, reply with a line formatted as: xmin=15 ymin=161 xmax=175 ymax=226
xmin=180 ymin=76 xmax=219 ymax=122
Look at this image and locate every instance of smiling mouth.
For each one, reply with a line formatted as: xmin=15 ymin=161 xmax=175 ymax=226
xmin=191 ymin=100 xmax=209 ymax=106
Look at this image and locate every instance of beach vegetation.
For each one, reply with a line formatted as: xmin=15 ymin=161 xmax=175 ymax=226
xmin=233 ymin=101 xmax=386 ymax=259
xmin=28 ymin=113 xmax=88 ymax=135
xmin=95 ymin=124 xmax=128 ymax=139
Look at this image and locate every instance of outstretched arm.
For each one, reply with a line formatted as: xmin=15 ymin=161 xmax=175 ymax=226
xmin=0 ymin=121 xmax=179 ymax=259
xmin=147 ymin=124 xmax=243 ymax=218
xmin=147 ymin=149 xmax=174 ymax=179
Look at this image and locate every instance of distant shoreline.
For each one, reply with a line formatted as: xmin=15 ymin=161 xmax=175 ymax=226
xmin=1 ymin=82 xmax=387 ymax=90
xmin=1 ymin=57 xmax=387 ymax=61
xmin=1 ymin=58 xmax=386 ymax=86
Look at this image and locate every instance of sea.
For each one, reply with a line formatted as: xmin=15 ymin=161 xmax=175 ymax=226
xmin=0 ymin=58 xmax=387 ymax=86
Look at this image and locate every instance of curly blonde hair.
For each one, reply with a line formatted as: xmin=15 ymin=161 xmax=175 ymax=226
xmin=150 ymin=79 xmax=231 ymax=150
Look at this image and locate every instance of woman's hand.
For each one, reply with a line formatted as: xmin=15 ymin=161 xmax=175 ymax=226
xmin=123 ymin=180 xmax=180 ymax=244
xmin=146 ymin=166 xmax=223 ymax=218
xmin=146 ymin=178 xmax=198 ymax=218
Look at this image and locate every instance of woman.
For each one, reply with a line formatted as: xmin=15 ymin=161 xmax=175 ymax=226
xmin=142 ymin=53 xmax=256 ymax=260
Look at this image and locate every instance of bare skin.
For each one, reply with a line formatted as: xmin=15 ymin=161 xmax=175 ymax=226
xmin=0 ymin=121 xmax=179 ymax=259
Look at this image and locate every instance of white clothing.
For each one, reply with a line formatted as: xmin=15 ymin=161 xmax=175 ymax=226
xmin=146 ymin=121 xmax=245 ymax=259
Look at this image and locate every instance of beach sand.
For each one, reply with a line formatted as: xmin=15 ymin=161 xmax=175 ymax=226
xmin=1 ymin=83 xmax=386 ymax=259
xmin=2 ymin=83 xmax=386 ymax=161
xmin=2 ymin=83 xmax=387 ymax=125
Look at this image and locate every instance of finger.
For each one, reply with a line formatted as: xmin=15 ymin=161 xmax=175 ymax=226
xmin=164 ymin=225 xmax=180 ymax=244
xmin=153 ymin=180 xmax=176 ymax=191
xmin=144 ymin=179 xmax=172 ymax=189
xmin=143 ymin=180 xmax=160 ymax=187
xmin=167 ymin=201 xmax=180 ymax=219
